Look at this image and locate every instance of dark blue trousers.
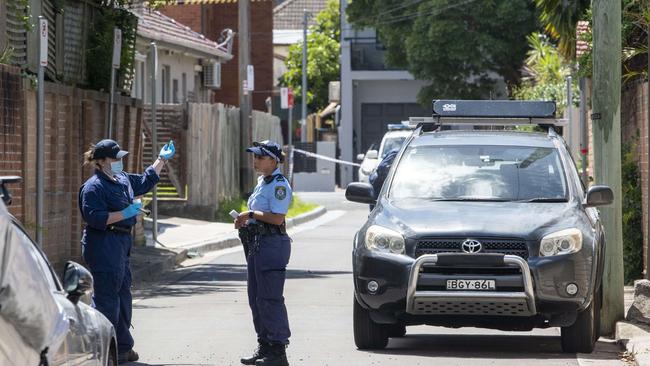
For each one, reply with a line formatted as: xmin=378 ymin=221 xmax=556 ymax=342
xmin=247 ymin=234 xmax=291 ymax=345
xmin=92 ymin=265 xmax=134 ymax=354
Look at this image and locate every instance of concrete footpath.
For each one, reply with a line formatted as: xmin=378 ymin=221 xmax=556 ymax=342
xmin=130 ymin=205 xmax=327 ymax=284
xmin=617 ymin=286 xmax=650 ymax=366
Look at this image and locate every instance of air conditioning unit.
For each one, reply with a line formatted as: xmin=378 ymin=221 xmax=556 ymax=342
xmin=204 ymin=62 xmax=221 ymax=89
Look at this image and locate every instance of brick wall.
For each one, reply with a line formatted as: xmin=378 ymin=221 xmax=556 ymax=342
xmin=0 ymin=64 xmax=25 ymax=221
xmin=161 ymin=1 xmax=274 ymax=111
xmin=1 ymin=64 xmax=144 ymax=274
xmin=620 ymin=80 xmax=649 ymax=274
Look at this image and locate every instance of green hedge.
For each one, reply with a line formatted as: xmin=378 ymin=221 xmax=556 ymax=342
xmin=622 ymin=141 xmax=643 ymax=284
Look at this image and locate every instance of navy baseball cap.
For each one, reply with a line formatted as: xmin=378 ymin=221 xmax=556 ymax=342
xmin=92 ymin=139 xmax=129 ymax=160
xmin=246 ymin=140 xmax=283 ymax=162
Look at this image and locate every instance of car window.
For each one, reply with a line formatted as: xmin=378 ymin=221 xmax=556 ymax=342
xmin=380 ymin=137 xmax=406 ymax=158
xmin=390 ymin=145 xmax=568 ymax=201
xmin=12 ymin=223 xmax=61 ymax=291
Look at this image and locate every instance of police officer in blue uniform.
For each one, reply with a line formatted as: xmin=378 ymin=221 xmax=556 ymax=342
xmin=237 ymin=140 xmax=292 ymax=366
xmin=79 ymin=139 xmax=175 ymax=364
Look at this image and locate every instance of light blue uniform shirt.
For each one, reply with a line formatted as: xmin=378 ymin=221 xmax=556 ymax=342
xmin=248 ymin=168 xmax=293 ymax=217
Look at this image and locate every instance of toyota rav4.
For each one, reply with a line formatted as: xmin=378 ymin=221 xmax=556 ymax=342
xmin=346 ymin=100 xmax=613 ymax=354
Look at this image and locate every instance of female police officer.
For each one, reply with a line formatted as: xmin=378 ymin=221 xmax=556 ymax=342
xmin=79 ymin=138 xmax=175 ymax=364
xmin=236 ymin=140 xmax=292 ymax=366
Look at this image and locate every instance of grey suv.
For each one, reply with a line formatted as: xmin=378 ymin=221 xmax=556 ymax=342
xmin=346 ymin=100 xmax=613 ymax=354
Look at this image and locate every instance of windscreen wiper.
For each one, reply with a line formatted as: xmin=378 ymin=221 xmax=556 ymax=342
xmin=516 ymin=197 xmax=568 ymax=202
xmin=429 ymin=197 xmax=511 ymax=202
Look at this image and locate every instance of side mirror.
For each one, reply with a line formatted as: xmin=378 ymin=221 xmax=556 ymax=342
xmin=346 ymin=182 xmax=376 ymax=204
xmin=356 ymin=153 xmax=366 ymax=162
xmin=584 ymin=185 xmax=614 ymax=207
xmin=63 ymin=261 xmax=94 ymax=305
xmin=365 ymin=150 xmax=379 ymax=160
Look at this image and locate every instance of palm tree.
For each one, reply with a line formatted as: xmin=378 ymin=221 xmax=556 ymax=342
xmin=535 ymin=0 xmax=591 ymax=60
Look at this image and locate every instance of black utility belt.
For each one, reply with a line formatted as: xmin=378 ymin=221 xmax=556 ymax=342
xmin=86 ymin=225 xmax=131 ymax=235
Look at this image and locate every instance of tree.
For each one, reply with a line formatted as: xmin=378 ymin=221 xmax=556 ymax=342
xmin=280 ymin=0 xmax=340 ymax=112
xmin=535 ymin=0 xmax=590 ymax=60
xmin=346 ymin=0 xmax=537 ymax=102
xmin=513 ymin=33 xmax=577 ymax=116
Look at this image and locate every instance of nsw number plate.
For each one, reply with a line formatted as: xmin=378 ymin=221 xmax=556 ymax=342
xmin=446 ymin=279 xmax=496 ymax=291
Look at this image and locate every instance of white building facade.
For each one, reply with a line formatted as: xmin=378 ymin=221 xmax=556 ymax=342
xmin=339 ymin=0 xmax=429 ymax=186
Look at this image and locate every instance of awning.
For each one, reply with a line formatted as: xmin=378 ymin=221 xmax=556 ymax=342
xmin=319 ymin=102 xmax=339 ymax=118
xmin=169 ymin=0 xmax=268 ymax=4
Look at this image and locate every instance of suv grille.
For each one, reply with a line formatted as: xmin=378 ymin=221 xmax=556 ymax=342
xmin=415 ymin=238 xmax=529 ymax=259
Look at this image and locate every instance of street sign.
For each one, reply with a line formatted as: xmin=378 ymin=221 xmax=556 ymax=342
xmin=281 ymin=87 xmax=289 ymax=109
xmin=247 ymin=65 xmax=254 ymax=91
xmin=288 ymin=88 xmax=294 ymax=108
xmin=39 ymin=19 xmax=48 ymax=66
xmin=112 ymin=28 xmax=122 ymax=69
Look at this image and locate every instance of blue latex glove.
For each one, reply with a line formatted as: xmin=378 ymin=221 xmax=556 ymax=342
xmin=159 ymin=140 xmax=175 ymax=160
xmin=121 ymin=201 xmax=142 ymax=219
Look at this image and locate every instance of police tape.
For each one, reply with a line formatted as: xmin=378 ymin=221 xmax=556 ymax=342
xmin=291 ymin=148 xmax=361 ymax=168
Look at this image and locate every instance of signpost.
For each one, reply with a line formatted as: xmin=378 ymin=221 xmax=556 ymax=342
xmin=281 ymin=87 xmax=295 ymax=182
xmin=36 ymin=16 xmax=47 ymax=247
xmin=107 ymin=28 xmax=122 ymax=138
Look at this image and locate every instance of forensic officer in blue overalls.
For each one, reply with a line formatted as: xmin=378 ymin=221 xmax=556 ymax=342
xmin=236 ymin=140 xmax=292 ymax=366
xmin=79 ymin=139 xmax=175 ymax=364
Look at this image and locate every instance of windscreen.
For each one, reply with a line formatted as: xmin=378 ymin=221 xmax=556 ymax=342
xmin=390 ymin=145 xmax=568 ymax=201
xmin=380 ymin=137 xmax=407 ymax=158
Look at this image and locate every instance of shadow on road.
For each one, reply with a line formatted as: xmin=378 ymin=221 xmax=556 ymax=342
xmin=133 ymin=263 xmax=351 ymax=301
xmin=361 ymin=334 xmax=622 ymax=361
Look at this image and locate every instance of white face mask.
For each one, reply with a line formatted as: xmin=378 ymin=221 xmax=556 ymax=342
xmin=110 ymin=160 xmax=123 ymax=175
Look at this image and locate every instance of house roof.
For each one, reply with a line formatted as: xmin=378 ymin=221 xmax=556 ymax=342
xmin=273 ymin=0 xmax=328 ymax=30
xmin=133 ymin=4 xmax=233 ymax=60
xmin=168 ymin=0 xmax=269 ymax=4
xmin=576 ymin=21 xmax=591 ymax=58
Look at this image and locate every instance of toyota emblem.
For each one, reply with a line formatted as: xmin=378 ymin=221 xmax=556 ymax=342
xmin=461 ymin=239 xmax=482 ymax=253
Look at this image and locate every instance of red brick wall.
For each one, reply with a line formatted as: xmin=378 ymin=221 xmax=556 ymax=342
xmin=0 ymin=64 xmax=25 ymax=221
xmin=0 ymin=65 xmax=144 ymax=273
xmin=161 ymin=1 xmax=274 ymax=111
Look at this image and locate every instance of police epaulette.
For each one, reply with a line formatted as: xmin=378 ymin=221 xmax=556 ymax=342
xmin=275 ymin=175 xmax=285 ymax=182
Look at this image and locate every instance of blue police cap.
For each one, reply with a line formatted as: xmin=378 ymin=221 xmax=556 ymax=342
xmin=92 ymin=139 xmax=129 ymax=160
xmin=246 ymin=140 xmax=283 ymax=162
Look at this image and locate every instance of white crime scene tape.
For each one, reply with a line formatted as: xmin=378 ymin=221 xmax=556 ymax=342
xmin=292 ymin=148 xmax=361 ymax=167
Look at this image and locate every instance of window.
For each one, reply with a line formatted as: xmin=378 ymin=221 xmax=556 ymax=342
xmin=162 ymin=65 xmax=171 ymax=103
xmin=182 ymin=73 xmax=187 ymax=102
xmin=390 ymin=145 xmax=568 ymax=201
xmin=12 ymin=223 xmax=61 ymax=291
xmin=173 ymin=79 xmax=179 ymax=103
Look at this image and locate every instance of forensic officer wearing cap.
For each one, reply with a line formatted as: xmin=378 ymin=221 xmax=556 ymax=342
xmin=236 ymin=140 xmax=293 ymax=366
xmin=79 ymin=138 xmax=176 ymax=364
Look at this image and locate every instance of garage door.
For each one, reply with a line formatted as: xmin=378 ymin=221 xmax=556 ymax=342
xmin=360 ymin=103 xmax=427 ymax=154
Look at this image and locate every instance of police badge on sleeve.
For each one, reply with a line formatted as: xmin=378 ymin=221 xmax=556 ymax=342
xmin=275 ymin=186 xmax=287 ymax=200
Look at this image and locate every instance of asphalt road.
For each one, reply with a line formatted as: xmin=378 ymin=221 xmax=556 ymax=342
xmin=130 ymin=191 xmax=630 ymax=366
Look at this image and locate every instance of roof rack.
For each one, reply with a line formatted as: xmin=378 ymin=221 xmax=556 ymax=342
xmin=0 ymin=176 xmax=22 ymax=206
xmin=408 ymin=100 xmax=566 ymax=128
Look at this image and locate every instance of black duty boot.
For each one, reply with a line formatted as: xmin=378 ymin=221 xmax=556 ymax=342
xmin=255 ymin=344 xmax=289 ymax=366
xmin=241 ymin=341 xmax=270 ymax=365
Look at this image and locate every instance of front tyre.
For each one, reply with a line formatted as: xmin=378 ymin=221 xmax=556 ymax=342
xmin=561 ymin=285 xmax=601 ymax=353
xmin=353 ymin=296 xmax=389 ymax=350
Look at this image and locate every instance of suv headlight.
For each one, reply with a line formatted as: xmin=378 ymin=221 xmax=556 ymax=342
xmin=364 ymin=225 xmax=405 ymax=255
xmin=539 ymin=228 xmax=583 ymax=256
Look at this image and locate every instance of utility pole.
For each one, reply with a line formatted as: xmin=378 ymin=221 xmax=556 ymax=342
xmin=593 ymin=0 xmax=624 ymax=335
xmin=150 ymin=42 xmax=159 ymax=245
xmin=36 ymin=16 xmax=47 ymax=247
xmin=301 ymin=9 xmax=308 ymax=143
xmin=239 ymin=0 xmax=252 ymax=191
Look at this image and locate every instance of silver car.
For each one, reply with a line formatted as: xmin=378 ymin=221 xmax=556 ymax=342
xmin=0 ymin=176 xmax=117 ymax=365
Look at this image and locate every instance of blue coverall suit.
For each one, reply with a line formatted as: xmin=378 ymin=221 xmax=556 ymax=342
xmin=246 ymin=167 xmax=293 ymax=345
xmin=79 ymin=166 xmax=159 ymax=354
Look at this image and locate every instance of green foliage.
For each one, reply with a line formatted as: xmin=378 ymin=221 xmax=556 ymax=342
xmin=512 ymin=33 xmax=578 ymax=115
xmin=346 ymin=0 xmax=537 ymax=102
xmin=280 ymin=0 xmax=340 ymax=112
xmin=0 ymin=46 xmax=14 ymax=65
xmin=534 ymin=0 xmax=590 ymax=60
xmin=622 ymin=140 xmax=643 ymax=284
xmin=86 ymin=6 xmax=138 ymax=93
xmin=216 ymin=196 xmax=319 ymax=223
xmin=7 ymin=0 xmax=32 ymax=33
